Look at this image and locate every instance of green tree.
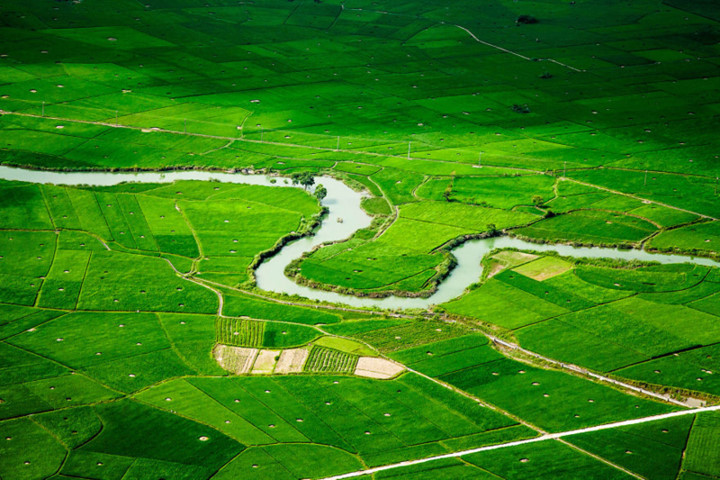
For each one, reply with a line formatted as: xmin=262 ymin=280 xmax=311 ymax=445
xmin=532 ymin=195 xmax=544 ymax=206
xmin=516 ymin=15 xmax=538 ymax=25
xmin=442 ymin=178 xmax=454 ymax=202
xmin=315 ymin=184 xmax=327 ymax=201
xmin=291 ymin=172 xmax=315 ymax=190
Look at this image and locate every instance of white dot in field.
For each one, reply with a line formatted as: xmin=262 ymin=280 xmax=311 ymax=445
xmin=520 ymin=458 xmax=529 ymax=463
xmin=199 ymin=436 xmax=209 ymax=441
xmin=128 ymin=374 xmax=135 ymax=378
xmin=97 ymin=462 xmax=103 ymax=466
xmin=118 ymin=324 xmax=125 ymax=328
xmin=165 ymin=397 xmax=172 ymax=402
xmin=56 ymin=338 xmax=63 ymax=342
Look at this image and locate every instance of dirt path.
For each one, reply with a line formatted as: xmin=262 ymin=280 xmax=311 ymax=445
xmin=318 ymin=404 xmax=720 ymax=480
xmin=161 ymin=258 xmax=224 ymax=316
xmin=488 ymin=335 xmax=693 ymax=407
xmin=452 ymin=25 xmax=585 ymax=72
xmin=564 ymin=177 xmax=716 ymax=221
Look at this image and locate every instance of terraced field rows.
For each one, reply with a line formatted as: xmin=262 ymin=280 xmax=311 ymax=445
xmin=304 ymin=346 xmax=359 ymax=374
xmin=216 ymin=317 xmax=266 ymax=347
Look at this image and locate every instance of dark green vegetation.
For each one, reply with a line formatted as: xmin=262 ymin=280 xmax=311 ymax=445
xmin=2 ymin=0 xmax=720 ymax=479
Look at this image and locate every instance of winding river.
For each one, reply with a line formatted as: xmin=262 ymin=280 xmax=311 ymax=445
xmin=2 ymin=165 xmax=718 ymax=310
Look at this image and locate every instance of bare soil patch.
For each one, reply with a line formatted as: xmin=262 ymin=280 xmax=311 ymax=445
xmin=354 ymin=357 xmax=404 ymax=379
xmin=274 ymin=348 xmax=309 ymax=374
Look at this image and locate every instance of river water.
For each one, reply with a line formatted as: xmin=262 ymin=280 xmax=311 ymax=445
xmin=1 ymin=166 xmax=717 ymax=310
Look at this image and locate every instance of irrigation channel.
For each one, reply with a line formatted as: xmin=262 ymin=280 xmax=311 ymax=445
xmin=2 ymin=165 xmax=720 ymax=309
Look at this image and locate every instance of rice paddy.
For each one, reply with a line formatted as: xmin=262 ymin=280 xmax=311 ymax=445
xmin=1 ymin=0 xmax=719 ymax=479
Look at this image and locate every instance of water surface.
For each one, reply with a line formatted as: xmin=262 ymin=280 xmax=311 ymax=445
xmin=2 ymin=166 xmax=715 ymax=310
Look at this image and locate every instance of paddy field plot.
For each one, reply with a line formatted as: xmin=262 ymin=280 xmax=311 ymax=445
xmin=1 ymin=0 xmax=720 ymax=478
xmin=444 ymin=253 xmax=720 ymax=399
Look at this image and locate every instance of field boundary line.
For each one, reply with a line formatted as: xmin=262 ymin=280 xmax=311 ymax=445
xmin=676 ymin=413 xmax=697 ymax=476
xmin=563 ymin=177 xmax=717 ymax=221
xmin=73 ymin=249 xmax=93 ymax=311
xmin=403 ymin=365 xmax=549 ymax=435
xmin=0 ymin=109 xmax=546 ymax=175
xmin=556 ymin=437 xmax=646 ymax=480
xmin=317 ymin=405 xmax=720 ymax=480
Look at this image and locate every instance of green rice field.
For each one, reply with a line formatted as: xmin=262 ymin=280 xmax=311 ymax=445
xmin=1 ymin=0 xmax=719 ymax=479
